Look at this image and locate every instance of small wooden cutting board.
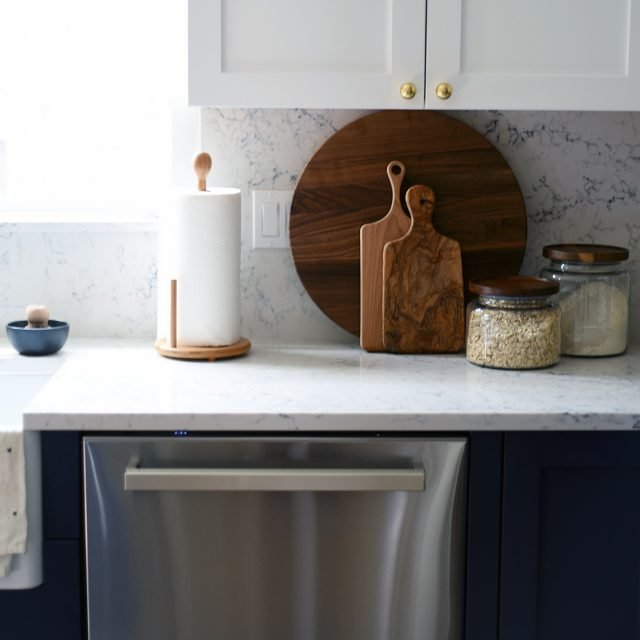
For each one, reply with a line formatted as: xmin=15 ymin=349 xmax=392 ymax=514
xmin=360 ymin=161 xmax=411 ymax=352
xmin=383 ymin=185 xmax=465 ymax=354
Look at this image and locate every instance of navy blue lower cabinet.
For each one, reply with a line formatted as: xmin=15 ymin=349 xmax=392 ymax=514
xmin=0 ymin=540 xmax=82 ymax=640
xmin=0 ymin=433 xmax=84 ymax=639
xmin=41 ymin=431 xmax=82 ymax=540
xmin=500 ymin=432 xmax=640 ymax=640
xmin=465 ymin=432 xmax=503 ymax=640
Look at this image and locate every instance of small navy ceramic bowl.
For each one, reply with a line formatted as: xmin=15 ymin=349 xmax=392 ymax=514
xmin=6 ymin=320 xmax=70 ymax=356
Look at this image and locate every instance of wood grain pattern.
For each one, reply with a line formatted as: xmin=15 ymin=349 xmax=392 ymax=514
xmin=155 ymin=337 xmax=251 ymax=361
xmin=360 ymin=161 xmax=411 ymax=352
xmin=290 ymin=110 xmax=527 ymax=336
xmin=383 ymin=185 xmax=465 ymax=354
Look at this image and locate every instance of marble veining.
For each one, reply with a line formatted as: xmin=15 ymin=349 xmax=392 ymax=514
xmin=2 ymin=109 xmax=640 ymax=343
xmin=202 ymin=108 xmax=640 ymax=343
xmin=21 ymin=340 xmax=640 ymax=432
xmin=455 ymin=111 xmax=640 ymax=341
xmin=0 ymin=227 xmax=157 ymax=338
xmin=202 ymin=108 xmax=370 ymax=344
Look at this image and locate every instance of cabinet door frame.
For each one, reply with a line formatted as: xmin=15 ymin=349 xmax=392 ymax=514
xmin=426 ymin=0 xmax=640 ymax=110
xmin=189 ymin=0 xmax=426 ymax=108
xmin=465 ymin=432 xmax=503 ymax=640
xmin=501 ymin=432 xmax=640 ymax=639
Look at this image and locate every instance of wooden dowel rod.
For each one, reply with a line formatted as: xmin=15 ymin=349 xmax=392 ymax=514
xmin=170 ymin=279 xmax=177 ymax=348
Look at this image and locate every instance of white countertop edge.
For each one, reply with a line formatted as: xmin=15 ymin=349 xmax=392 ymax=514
xmin=16 ymin=339 xmax=640 ymax=433
xmin=23 ymin=412 xmax=640 ymax=432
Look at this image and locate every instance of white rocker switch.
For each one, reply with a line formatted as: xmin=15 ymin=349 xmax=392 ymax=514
xmin=252 ymin=190 xmax=293 ymax=249
xmin=261 ymin=202 xmax=279 ymax=237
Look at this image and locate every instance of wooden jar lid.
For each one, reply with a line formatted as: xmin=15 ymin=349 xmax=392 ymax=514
xmin=469 ymin=276 xmax=559 ymax=298
xmin=543 ymin=244 xmax=629 ymax=263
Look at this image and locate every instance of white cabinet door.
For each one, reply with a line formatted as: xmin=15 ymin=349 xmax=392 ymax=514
xmin=189 ymin=0 xmax=425 ymax=109
xmin=426 ymin=0 xmax=640 ymax=110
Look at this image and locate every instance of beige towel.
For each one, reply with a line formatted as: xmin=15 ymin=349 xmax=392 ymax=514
xmin=0 ymin=431 xmax=27 ymax=577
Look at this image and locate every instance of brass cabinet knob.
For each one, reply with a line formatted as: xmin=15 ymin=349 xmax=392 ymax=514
xmin=400 ymin=82 xmax=417 ymax=100
xmin=435 ymin=82 xmax=453 ymax=100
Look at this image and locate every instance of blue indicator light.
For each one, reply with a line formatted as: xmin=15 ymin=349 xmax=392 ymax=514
xmin=173 ymin=430 xmax=189 ymax=437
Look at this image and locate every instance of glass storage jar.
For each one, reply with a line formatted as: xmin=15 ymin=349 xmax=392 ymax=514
xmin=466 ymin=276 xmax=561 ymax=370
xmin=540 ymin=244 xmax=630 ymax=357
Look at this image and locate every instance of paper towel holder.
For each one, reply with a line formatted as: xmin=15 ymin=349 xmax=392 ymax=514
xmin=155 ymin=279 xmax=251 ymax=361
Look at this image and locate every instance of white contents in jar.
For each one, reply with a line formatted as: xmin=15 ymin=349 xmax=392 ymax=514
xmin=559 ymin=280 xmax=628 ymax=356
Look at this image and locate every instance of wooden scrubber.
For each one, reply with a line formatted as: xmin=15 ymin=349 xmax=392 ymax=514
xmin=26 ymin=305 xmax=50 ymax=328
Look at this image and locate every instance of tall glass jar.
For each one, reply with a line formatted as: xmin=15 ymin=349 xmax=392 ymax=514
xmin=540 ymin=244 xmax=629 ymax=357
xmin=466 ymin=276 xmax=561 ymax=370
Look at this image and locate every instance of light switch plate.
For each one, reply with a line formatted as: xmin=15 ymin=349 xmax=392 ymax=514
xmin=252 ymin=190 xmax=293 ymax=249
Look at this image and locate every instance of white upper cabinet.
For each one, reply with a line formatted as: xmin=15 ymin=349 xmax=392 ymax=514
xmin=188 ymin=0 xmax=426 ymax=109
xmin=426 ymin=0 xmax=640 ymax=110
xmin=189 ymin=0 xmax=640 ymax=110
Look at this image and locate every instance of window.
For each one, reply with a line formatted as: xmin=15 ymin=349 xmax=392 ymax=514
xmin=0 ymin=0 xmax=189 ymax=217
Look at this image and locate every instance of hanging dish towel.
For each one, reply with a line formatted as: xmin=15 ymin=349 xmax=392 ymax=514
xmin=0 ymin=431 xmax=27 ymax=577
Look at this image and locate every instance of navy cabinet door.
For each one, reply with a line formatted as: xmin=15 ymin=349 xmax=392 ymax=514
xmin=0 ymin=541 xmax=82 ymax=640
xmin=0 ymin=433 xmax=83 ymax=639
xmin=501 ymin=432 xmax=640 ymax=640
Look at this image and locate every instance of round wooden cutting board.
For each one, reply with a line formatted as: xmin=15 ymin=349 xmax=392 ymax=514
xmin=289 ymin=110 xmax=527 ymax=337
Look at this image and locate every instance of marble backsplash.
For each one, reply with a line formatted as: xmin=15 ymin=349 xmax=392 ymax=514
xmin=204 ymin=108 xmax=640 ymax=343
xmin=0 ymin=226 xmax=157 ymax=337
xmin=1 ymin=109 xmax=639 ymax=342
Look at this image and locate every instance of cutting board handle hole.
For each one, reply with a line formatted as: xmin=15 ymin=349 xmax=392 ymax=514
xmin=390 ymin=164 xmax=402 ymax=175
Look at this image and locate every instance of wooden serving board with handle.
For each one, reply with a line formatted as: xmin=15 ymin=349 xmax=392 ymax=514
xmin=360 ymin=161 xmax=411 ymax=352
xmin=383 ymin=185 xmax=465 ymax=353
xmin=290 ymin=110 xmax=527 ymax=337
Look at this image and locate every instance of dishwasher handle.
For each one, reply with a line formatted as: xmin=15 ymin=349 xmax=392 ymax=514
xmin=124 ymin=459 xmax=425 ymax=492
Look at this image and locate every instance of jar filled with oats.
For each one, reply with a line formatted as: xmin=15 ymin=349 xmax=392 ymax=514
xmin=540 ymin=244 xmax=629 ymax=357
xmin=466 ymin=276 xmax=561 ymax=369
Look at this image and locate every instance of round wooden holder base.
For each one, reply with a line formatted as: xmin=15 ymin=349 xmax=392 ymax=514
xmin=154 ymin=337 xmax=251 ymax=361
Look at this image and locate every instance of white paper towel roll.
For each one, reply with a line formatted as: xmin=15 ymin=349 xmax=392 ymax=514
xmin=175 ymin=188 xmax=241 ymax=347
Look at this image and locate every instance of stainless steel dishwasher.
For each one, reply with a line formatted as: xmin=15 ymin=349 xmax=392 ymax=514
xmin=84 ymin=436 xmax=467 ymax=640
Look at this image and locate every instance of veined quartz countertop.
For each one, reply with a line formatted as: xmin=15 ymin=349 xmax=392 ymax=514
xmin=6 ymin=339 xmax=637 ymax=432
